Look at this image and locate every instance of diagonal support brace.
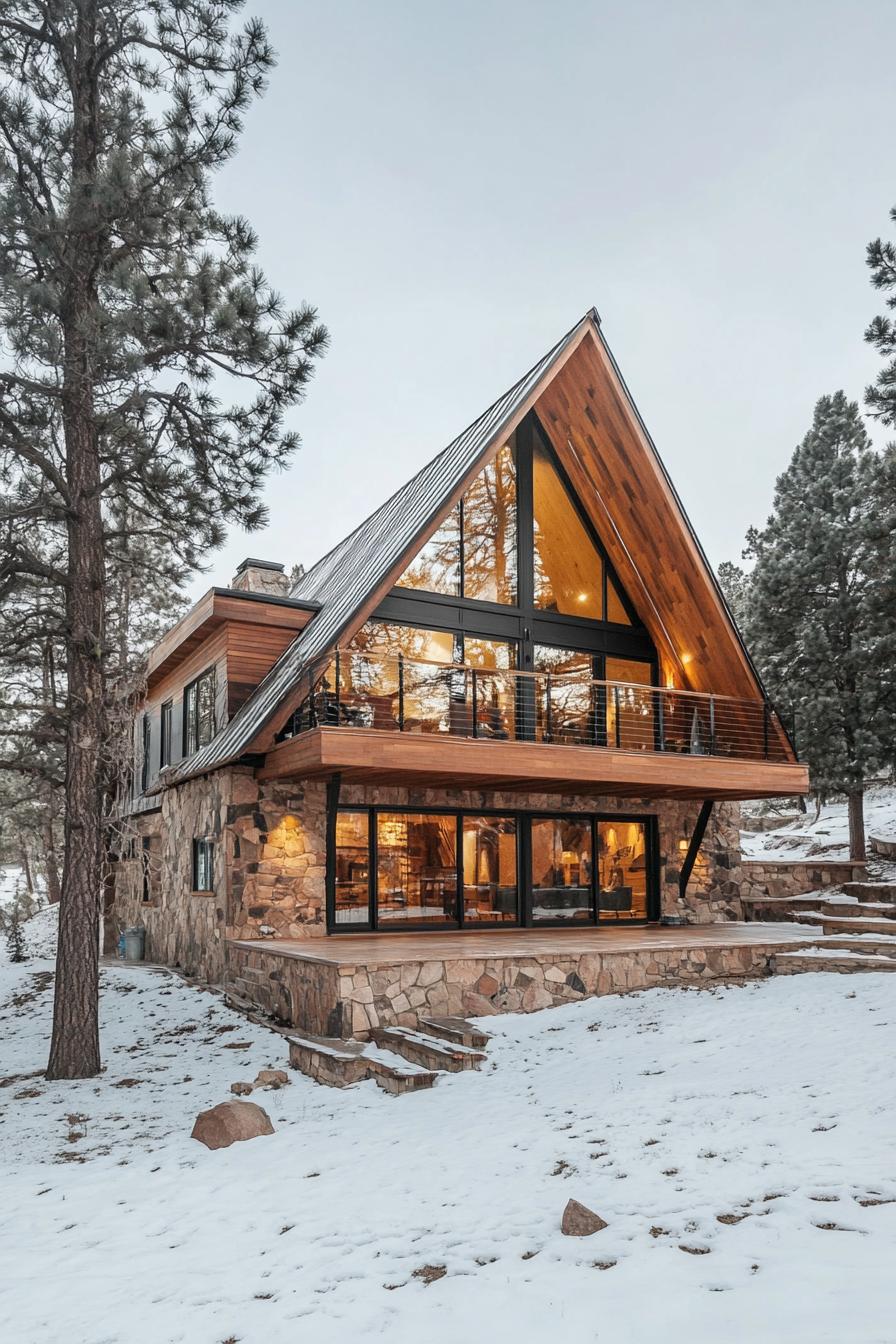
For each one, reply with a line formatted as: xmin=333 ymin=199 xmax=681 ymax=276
xmin=679 ymin=799 xmax=714 ymax=901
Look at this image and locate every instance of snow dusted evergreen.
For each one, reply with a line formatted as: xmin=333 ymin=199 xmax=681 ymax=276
xmin=716 ymin=560 xmax=753 ymax=635
xmin=0 ymin=2 xmax=328 ymax=1079
xmin=865 ymin=203 xmax=896 ymax=428
xmin=743 ymin=392 xmax=896 ymax=857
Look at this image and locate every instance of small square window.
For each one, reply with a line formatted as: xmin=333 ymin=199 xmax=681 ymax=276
xmin=192 ymin=838 xmax=214 ymax=893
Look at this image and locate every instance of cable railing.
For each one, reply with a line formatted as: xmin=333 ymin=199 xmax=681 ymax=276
xmin=279 ymin=651 xmax=791 ymax=763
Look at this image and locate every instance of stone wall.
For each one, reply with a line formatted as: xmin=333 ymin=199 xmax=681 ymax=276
xmin=224 ymin=781 xmax=746 ymax=939
xmin=110 ymin=769 xmax=247 ymax=983
xmin=741 ymin=858 xmax=867 ymax=900
xmin=112 ymin=773 xmax=746 ymax=984
xmin=227 ymin=936 xmax=787 ymax=1039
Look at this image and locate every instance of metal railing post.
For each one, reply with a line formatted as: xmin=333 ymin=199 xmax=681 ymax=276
xmin=709 ymin=694 xmax=716 ymax=755
xmin=613 ymin=685 xmax=621 ymax=748
xmin=657 ymin=688 xmax=666 ymax=752
xmin=334 ymin=649 xmax=341 ymax=724
xmin=471 ymin=668 xmax=478 ymax=738
xmin=763 ymin=703 xmax=769 ymax=760
xmin=545 ymin=674 xmax=553 ymax=743
xmin=308 ymin=667 xmax=317 ymax=728
xmin=398 ymin=654 xmax=405 ymax=731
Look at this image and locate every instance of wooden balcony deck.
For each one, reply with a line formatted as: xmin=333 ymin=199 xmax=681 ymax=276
xmin=257 ymin=726 xmax=809 ymax=800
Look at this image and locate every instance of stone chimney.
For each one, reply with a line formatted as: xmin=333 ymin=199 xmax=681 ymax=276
xmin=230 ymin=557 xmax=291 ymax=598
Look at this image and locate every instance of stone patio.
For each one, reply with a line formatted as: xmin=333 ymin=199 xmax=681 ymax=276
xmin=226 ymin=923 xmax=816 ymax=1039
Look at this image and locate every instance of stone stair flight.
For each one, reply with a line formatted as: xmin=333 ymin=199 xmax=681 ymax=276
xmin=756 ymin=877 xmax=896 ymax=977
xmin=287 ymin=1017 xmax=492 ymax=1094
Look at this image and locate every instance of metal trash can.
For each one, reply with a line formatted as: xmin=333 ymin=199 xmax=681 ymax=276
xmin=123 ymin=926 xmax=146 ymax=962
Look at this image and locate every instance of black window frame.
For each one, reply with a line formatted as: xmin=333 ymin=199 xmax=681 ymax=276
xmin=192 ymin=838 xmax=214 ymax=894
xmin=389 ymin=411 xmax=649 ymax=661
xmin=327 ymin=804 xmax=660 ymax=934
xmin=183 ymin=667 xmax=216 ymax=757
xmin=141 ymin=835 xmax=154 ymax=904
xmin=160 ymin=699 xmax=173 ymax=768
xmin=140 ymin=712 xmax=151 ymax=794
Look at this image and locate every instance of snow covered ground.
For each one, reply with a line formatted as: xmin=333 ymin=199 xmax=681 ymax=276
xmin=741 ymin=782 xmax=896 ymax=861
xmin=2 ymin=913 xmax=895 ymax=1343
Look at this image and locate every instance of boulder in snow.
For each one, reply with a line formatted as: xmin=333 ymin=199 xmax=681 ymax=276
xmin=191 ymin=1100 xmax=273 ymax=1150
xmin=230 ymin=1081 xmax=253 ymax=1096
xmin=561 ymin=1199 xmax=608 ymax=1236
xmin=254 ymin=1068 xmax=290 ymax=1089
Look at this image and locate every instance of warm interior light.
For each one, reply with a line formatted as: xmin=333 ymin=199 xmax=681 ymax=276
xmin=681 ymin=653 xmax=693 ymax=666
xmin=576 ymin=592 xmax=589 ymax=604
xmin=678 ymin=838 xmax=689 ymax=852
xmin=666 ymin=674 xmax=675 ymax=689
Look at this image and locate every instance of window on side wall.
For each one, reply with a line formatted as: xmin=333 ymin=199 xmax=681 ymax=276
xmin=183 ymin=668 xmax=216 ymax=756
xmin=160 ymin=699 xmax=173 ymax=768
xmin=140 ymin=713 xmax=151 ymax=793
xmin=192 ymin=838 xmax=214 ymax=894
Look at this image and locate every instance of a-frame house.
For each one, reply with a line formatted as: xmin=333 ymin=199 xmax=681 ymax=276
xmin=114 ymin=310 xmax=808 ymax=1041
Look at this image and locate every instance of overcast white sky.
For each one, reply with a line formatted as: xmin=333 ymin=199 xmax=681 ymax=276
xmin=196 ymin=0 xmax=895 ymax=598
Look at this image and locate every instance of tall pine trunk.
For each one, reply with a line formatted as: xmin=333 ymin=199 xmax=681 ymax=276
xmin=43 ymin=804 xmax=62 ymax=907
xmin=19 ymin=844 xmax=34 ymax=896
xmin=47 ymin=4 xmax=104 ymax=1080
xmin=847 ymin=789 xmax=866 ymax=863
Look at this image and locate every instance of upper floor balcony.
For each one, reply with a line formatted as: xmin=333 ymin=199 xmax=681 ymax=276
xmin=259 ymin=651 xmax=808 ymax=801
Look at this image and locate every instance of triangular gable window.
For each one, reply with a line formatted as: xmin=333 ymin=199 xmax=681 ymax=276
xmin=532 ymin=437 xmax=631 ymax=626
xmin=396 ymin=422 xmax=634 ymax=627
xmin=397 ymin=439 xmax=518 ymax=605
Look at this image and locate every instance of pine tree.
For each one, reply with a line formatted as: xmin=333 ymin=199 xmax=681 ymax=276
xmin=5 ymin=893 xmax=28 ymax=964
xmin=745 ymin=393 xmax=896 ymax=858
xmin=716 ymin=561 xmax=753 ymax=633
xmin=866 ymin=204 xmax=896 ymax=427
xmin=0 ymin=3 xmax=327 ymax=1078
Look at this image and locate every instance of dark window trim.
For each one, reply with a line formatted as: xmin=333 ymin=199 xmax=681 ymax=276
xmin=183 ymin=666 xmax=216 ymax=757
xmin=192 ymin=837 xmax=214 ymax=894
xmin=140 ymin=712 xmax=151 ymax=793
xmin=388 ymin=410 xmax=647 ymax=640
xmin=141 ymin=835 xmax=153 ymax=904
xmin=328 ymin=803 xmax=659 ymax=934
xmin=160 ymin=699 xmax=173 ymax=768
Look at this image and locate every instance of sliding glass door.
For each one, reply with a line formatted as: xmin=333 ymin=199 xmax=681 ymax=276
xmin=597 ymin=819 xmax=648 ymax=921
xmin=330 ymin=807 xmax=655 ymax=931
xmin=529 ymin=816 xmax=593 ymax=922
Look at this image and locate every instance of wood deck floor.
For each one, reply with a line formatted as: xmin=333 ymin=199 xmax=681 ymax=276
xmin=228 ymin=922 xmax=814 ymax=968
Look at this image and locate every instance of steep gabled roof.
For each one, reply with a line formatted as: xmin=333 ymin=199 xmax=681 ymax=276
xmin=159 ymin=311 xmax=596 ymax=788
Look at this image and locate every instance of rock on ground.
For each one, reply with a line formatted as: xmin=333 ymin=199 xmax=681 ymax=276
xmin=191 ymin=1100 xmax=274 ymax=1150
xmin=561 ymin=1199 xmax=608 ymax=1236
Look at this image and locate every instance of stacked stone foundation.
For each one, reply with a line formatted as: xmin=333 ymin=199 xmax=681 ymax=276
xmin=227 ymin=937 xmax=787 ymax=1039
xmin=112 ymin=772 xmax=751 ymax=997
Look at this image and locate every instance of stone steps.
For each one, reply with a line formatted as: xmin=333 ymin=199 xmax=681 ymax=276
xmin=418 ymin=1016 xmax=492 ymax=1049
xmin=819 ymin=914 xmax=896 ymax=937
xmin=287 ymin=1033 xmax=438 ymax=1095
xmin=820 ymin=935 xmax=896 ymax=957
xmin=775 ymin=949 xmax=896 ymax=975
xmin=286 ymin=1016 xmax=491 ymax=1092
xmin=841 ymin=881 xmax=896 ymax=902
xmin=370 ymin=1025 xmax=488 ymax=1073
xmin=742 ymin=895 xmax=826 ymax=921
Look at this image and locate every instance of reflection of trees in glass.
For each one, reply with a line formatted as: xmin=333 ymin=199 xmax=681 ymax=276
xmin=396 ymin=438 xmax=517 ymax=605
xmin=347 ymin=621 xmax=457 ymax=664
xmin=397 ymin=507 xmax=461 ymax=595
xmin=463 ymin=441 xmax=517 ymax=604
